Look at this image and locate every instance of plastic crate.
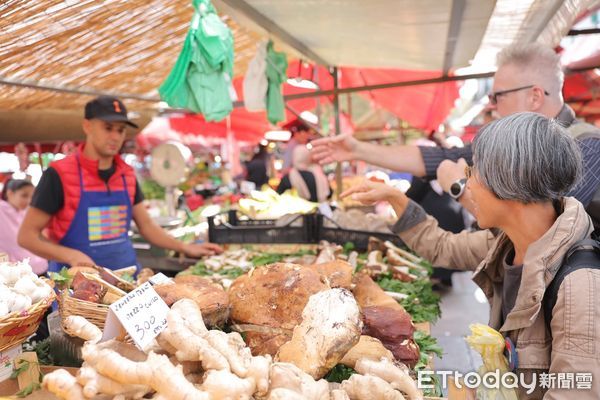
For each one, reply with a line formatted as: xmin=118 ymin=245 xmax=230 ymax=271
xmin=316 ymin=214 xmax=405 ymax=251
xmin=208 ymin=210 xmax=318 ymax=244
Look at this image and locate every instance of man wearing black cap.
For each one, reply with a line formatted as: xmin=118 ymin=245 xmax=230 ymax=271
xmin=18 ymin=96 xmax=222 ymax=272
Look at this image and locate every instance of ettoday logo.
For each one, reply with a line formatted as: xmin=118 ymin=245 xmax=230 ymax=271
xmin=417 ymin=370 xmax=593 ymax=395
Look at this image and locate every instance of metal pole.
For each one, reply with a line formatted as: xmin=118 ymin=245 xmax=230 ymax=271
xmin=332 ymin=66 xmax=343 ymax=197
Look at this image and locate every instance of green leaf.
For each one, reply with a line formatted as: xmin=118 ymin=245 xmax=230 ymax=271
xmin=49 ymin=267 xmax=72 ymax=288
xmin=413 ymin=331 xmax=443 ymax=371
xmin=10 ymin=360 xmax=29 ymax=379
xmin=343 ymin=241 xmax=355 ymax=254
xmin=324 ymin=364 xmax=356 ymax=383
xmin=377 ymin=275 xmax=441 ymax=323
xmin=120 ymin=272 xmax=135 ymax=283
xmin=16 ymin=382 xmax=41 ymax=398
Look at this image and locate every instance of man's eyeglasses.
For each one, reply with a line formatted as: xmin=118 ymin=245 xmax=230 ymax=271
xmin=465 ymin=165 xmax=473 ymax=179
xmin=488 ymin=85 xmax=549 ymax=105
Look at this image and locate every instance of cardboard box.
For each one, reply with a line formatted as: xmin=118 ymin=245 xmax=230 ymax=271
xmin=0 ymin=345 xmax=22 ymax=383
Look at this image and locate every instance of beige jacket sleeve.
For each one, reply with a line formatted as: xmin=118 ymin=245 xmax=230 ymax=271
xmin=546 ymin=268 xmax=600 ymax=399
xmin=391 ymin=200 xmax=495 ymax=271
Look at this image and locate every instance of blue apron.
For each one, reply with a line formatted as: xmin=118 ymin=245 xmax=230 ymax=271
xmin=48 ymin=156 xmax=139 ymax=272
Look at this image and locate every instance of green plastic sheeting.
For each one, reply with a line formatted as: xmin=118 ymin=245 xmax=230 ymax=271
xmin=159 ymin=0 xmax=234 ymax=122
xmin=265 ymin=41 xmax=288 ymax=125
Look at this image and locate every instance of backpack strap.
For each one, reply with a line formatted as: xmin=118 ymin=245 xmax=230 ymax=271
xmin=543 ymin=239 xmax=600 ymax=333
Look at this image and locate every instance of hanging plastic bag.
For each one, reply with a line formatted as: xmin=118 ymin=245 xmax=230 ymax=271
xmin=243 ymin=41 xmax=268 ymax=111
xmin=159 ymin=0 xmax=234 ymax=121
xmin=265 ymin=41 xmax=288 ymax=124
xmin=465 ymin=323 xmax=518 ymax=400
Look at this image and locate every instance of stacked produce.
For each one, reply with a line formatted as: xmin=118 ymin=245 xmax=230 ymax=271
xmin=183 ymin=239 xmax=442 ymax=394
xmin=238 ymin=188 xmax=318 ymax=219
xmin=40 ymin=237 xmax=440 ymax=398
xmin=0 ymin=260 xmax=53 ymax=317
xmin=45 ymin=297 xmax=423 ymax=400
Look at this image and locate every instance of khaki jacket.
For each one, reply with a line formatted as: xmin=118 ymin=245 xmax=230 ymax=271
xmin=394 ymin=197 xmax=599 ymax=399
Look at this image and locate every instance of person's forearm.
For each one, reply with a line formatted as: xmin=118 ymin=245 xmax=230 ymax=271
xmin=138 ymin=221 xmax=185 ymax=253
xmin=354 ymin=142 xmax=426 ymax=177
xmin=388 ymin=192 xmax=410 ymax=219
xmin=17 ymin=228 xmax=80 ymax=264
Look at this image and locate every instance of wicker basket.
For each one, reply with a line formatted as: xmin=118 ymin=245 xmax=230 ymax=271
xmin=0 ymin=292 xmax=55 ymax=352
xmin=58 ymin=291 xmax=109 ymax=331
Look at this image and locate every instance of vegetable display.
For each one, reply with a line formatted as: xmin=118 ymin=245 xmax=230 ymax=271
xmin=44 ymin=297 xmax=424 ymax=400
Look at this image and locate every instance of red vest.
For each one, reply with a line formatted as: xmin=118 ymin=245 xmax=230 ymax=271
xmin=48 ymin=146 xmax=137 ymax=242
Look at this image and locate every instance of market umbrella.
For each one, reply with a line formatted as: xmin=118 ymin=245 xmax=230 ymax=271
xmin=159 ymin=0 xmax=234 ymax=122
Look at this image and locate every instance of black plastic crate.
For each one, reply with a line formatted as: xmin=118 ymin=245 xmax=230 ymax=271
xmin=316 ymin=214 xmax=405 ymax=251
xmin=208 ymin=210 xmax=318 ymax=244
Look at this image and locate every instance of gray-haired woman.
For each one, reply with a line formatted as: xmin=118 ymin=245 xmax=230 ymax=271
xmin=343 ymin=112 xmax=599 ymax=399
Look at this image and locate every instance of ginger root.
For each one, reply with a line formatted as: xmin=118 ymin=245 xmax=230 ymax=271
xmin=354 ymin=358 xmax=422 ymax=400
xmin=339 ymin=336 xmax=393 ymax=368
xmin=268 ymin=388 xmax=310 ymax=400
xmin=160 ymin=305 xmax=228 ymax=369
xmin=341 ymin=374 xmax=406 ymax=400
xmin=331 ymin=389 xmax=351 ymax=400
xmin=77 ymin=365 xmax=149 ymax=398
xmin=201 ymin=369 xmax=255 ymax=400
xmin=63 ymin=315 xmax=102 ymax=343
xmin=206 ymin=330 xmax=251 ymax=377
xmin=91 ymin=349 xmax=209 ymax=400
xmin=42 ymin=369 xmax=85 ymax=400
xmin=269 ymin=362 xmax=330 ymax=400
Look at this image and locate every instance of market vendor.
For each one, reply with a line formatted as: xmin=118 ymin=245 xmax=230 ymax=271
xmin=343 ymin=112 xmax=599 ymax=399
xmin=18 ymin=96 xmax=222 ymax=272
xmin=311 ymin=42 xmax=600 ymax=230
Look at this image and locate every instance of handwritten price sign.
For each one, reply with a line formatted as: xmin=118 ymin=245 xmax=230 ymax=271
xmin=102 ymin=282 xmax=169 ymax=351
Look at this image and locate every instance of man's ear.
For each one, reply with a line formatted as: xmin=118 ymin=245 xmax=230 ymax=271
xmin=82 ymin=119 xmax=91 ymax=136
xmin=530 ymin=86 xmax=546 ymax=111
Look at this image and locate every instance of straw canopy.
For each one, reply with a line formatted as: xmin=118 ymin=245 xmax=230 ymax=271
xmin=0 ymin=0 xmax=263 ymax=113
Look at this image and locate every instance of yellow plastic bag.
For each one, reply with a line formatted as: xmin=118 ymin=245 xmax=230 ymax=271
xmin=465 ymin=323 xmax=518 ymax=400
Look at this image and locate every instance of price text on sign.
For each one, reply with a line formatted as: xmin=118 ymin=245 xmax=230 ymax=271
xmin=109 ymin=282 xmax=169 ymax=350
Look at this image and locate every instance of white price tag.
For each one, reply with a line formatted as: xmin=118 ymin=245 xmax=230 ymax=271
xmin=149 ymin=272 xmax=174 ymax=286
xmin=101 ymin=282 xmax=169 ymax=351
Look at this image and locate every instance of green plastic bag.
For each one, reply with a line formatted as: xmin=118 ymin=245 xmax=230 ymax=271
xmin=159 ymin=0 xmax=234 ymax=121
xmin=265 ymin=41 xmax=288 ymax=125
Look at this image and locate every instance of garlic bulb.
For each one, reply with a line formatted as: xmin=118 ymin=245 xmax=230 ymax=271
xmin=13 ymin=276 xmax=39 ymax=296
xmin=9 ymin=292 xmax=32 ymax=313
xmin=0 ymin=301 xmax=8 ymax=318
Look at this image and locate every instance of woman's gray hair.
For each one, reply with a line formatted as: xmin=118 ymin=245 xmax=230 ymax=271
xmin=472 ymin=112 xmax=582 ymax=203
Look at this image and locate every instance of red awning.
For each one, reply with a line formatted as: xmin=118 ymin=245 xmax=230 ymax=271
xmin=137 ymin=60 xmax=460 ymax=148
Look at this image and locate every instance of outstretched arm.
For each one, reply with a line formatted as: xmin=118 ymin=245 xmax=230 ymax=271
xmin=341 ymin=180 xmax=492 ymax=270
xmin=310 ymin=133 xmax=427 ymax=177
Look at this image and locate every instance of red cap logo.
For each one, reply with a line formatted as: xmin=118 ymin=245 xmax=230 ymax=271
xmin=113 ymin=101 xmax=122 ymax=113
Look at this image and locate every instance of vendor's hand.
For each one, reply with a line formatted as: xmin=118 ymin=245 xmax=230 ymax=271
xmin=340 ymin=180 xmax=405 ymax=206
xmin=436 ymin=158 xmax=468 ymax=193
xmin=66 ymin=250 xmax=95 ymax=268
xmin=181 ymin=242 xmax=223 ymax=258
xmin=310 ymin=133 xmax=359 ymax=165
